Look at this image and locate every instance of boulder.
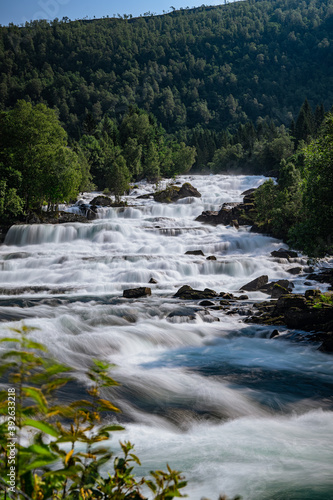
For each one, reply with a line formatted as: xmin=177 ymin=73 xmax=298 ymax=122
xmin=174 ymin=285 xmax=218 ymax=300
xmin=185 ymin=250 xmax=204 ymax=256
xmin=271 ymin=284 xmax=290 ymax=299
xmin=307 ymin=269 xmax=333 ymax=288
xmin=167 ymin=307 xmax=199 ymax=320
xmin=270 ymin=329 xmax=280 ymax=339
xmin=123 ymin=287 xmax=151 ymax=298
xmin=260 ymin=279 xmax=294 ymax=295
xmin=319 ymin=333 xmax=333 ymax=353
xmin=149 ymin=278 xmax=158 ymax=284
xmin=206 ymin=255 xmax=217 ymax=260
xmin=219 ymin=292 xmax=236 ymax=300
xmin=90 ymin=195 xmax=113 ymax=207
xmin=199 ymin=300 xmax=215 ymax=306
xmin=154 ymin=183 xmax=201 ymax=203
xmin=287 ymin=267 xmax=302 ymax=275
xmin=136 ymin=193 xmax=153 ymax=199
xmin=271 ymin=248 xmax=298 ymax=259
xmin=240 ymin=275 xmax=268 ymax=292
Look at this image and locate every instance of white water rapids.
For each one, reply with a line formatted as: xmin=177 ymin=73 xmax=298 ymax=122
xmin=0 ymin=174 xmax=333 ymax=499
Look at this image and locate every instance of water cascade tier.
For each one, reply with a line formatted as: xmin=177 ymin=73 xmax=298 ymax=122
xmin=1 ymin=175 xmax=332 ymax=500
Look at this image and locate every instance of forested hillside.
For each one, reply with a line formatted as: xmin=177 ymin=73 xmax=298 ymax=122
xmin=0 ymin=0 xmax=332 ymax=139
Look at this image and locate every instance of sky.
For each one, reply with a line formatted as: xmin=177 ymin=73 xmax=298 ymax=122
xmin=0 ymin=0 xmax=227 ymax=26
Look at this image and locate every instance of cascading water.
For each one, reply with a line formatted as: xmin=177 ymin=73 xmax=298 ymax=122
xmin=0 ymin=174 xmax=332 ymax=500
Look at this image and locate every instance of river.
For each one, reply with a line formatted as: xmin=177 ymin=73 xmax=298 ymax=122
xmin=1 ymin=174 xmax=333 ymax=500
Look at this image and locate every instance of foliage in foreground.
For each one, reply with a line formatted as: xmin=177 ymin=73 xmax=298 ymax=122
xmin=0 ymin=325 xmax=187 ymax=499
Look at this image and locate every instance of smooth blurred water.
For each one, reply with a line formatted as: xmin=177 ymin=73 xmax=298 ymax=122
xmin=1 ymin=174 xmax=332 ymax=500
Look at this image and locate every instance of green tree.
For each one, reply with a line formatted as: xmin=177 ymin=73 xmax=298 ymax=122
xmin=290 ymin=114 xmax=333 ymax=255
xmin=0 ymin=101 xmax=83 ymax=212
xmin=105 ymin=154 xmax=131 ymax=202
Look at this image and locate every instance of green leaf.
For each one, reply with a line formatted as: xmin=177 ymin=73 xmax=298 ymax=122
xmin=23 ymin=418 xmax=59 ymax=437
xmin=97 ymin=399 xmax=120 ymax=412
xmin=0 ymin=337 xmax=21 ymax=343
xmin=101 ymin=424 xmax=125 ymax=432
xmin=23 ymin=387 xmax=48 ymax=412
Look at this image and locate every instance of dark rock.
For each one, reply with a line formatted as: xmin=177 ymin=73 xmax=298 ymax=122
xmin=241 ymin=188 xmax=256 ymax=197
xmin=260 ymin=280 xmax=294 ymax=295
xmin=307 ymin=269 xmax=333 ymax=288
xmin=271 ymin=284 xmax=290 ymax=299
xmin=270 ymin=329 xmax=280 ymax=339
xmin=275 ymin=294 xmax=308 ymax=312
xmin=199 ymin=300 xmax=215 ymax=306
xmin=174 ymin=285 xmax=218 ymax=300
xmin=167 ymin=307 xmax=199 ymax=320
xmin=240 ymin=275 xmax=268 ymax=292
xmin=196 ymin=196 xmax=257 ymax=227
xmin=304 ymin=281 xmax=312 ymax=286
xmin=305 ymin=289 xmax=321 ymax=300
xmin=195 ymin=210 xmax=220 ymax=225
xmin=90 ymin=195 xmax=113 ymax=206
xmin=237 ymin=294 xmax=249 ymax=300
xmin=149 ymin=278 xmax=158 ymax=284
xmin=271 ymin=248 xmax=298 ymax=260
xmin=287 ymin=267 xmax=302 ymax=275
xmin=220 ymin=300 xmax=231 ymax=306
xmin=154 ymin=183 xmax=201 ymax=203
xmin=136 ymin=193 xmax=153 ymax=199
xmin=318 ymin=332 xmax=333 ymax=353
xmin=219 ymin=292 xmax=236 ymax=300
xmin=206 ymin=255 xmax=217 ymax=260
xmin=185 ymin=250 xmax=204 ymax=256
xmin=123 ymin=287 xmax=151 ymax=298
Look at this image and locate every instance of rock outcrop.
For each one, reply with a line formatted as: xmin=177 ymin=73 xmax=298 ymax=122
xmin=153 ymin=183 xmax=201 ymax=203
xmin=195 ymin=190 xmax=257 ymax=227
xmin=247 ymin=290 xmax=333 ymax=336
xmin=240 ymin=275 xmax=268 ymax=292
xmin=123 ymin=287 xmax=152 ymax=298
xmin=174 ymin=285 xmax=218 ymax=300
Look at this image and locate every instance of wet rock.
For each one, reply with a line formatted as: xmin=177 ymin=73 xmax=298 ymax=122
xmin=287 ymin=267 xmax=302 ymax=275
xmin=219 ymin=292 xmax=236 ymax=300
xmin=318 ymin=332 xmax=333 ymax=353
xmin=136 ymin=193 xmax=153 ymax=199
xmin=185 ymin=250 xmax=204 ymax=256
xmin=154 ymin=183 xmax=201 ymax=203
xmin=149 ymin=278 xmax=158 ymax=284
xmin=174 ymin=285 xmax=218 ymax=300
xmin=260 ymin=279 xmax=294 ymax=294
xmin=167 ymin=307 xmax=199 ymax=320
xmin=241 ymin=188 xmax=256 ymax=197
xmin=220 ymin=300 xmax=231 ymax=306
xmin=248 ymin=292 xmax=333 ymax=334
xmin=304 ymin=281 xmax=312 ymax=286
xmin=199 ymin=300 xmax=215 ymax=306
xmin=231 ymin=219 xmax=239 ymax=229
xmin=271 ymin=284 xmax=290 ymax=299
xmin=123 ymin=287 xmax=151 ymax=298
xmin=237 ymin=294 xmax=249 ymax=300
xmin=206 ymin=255 xmax=217 ymax=260
xmin=270 ymin=329 xmax=280 ymax=339
xmin=90 ymin=195 xmax=113 ymax=206
xmin=240 ymin=275 xmax=268 ymax=292
xmin=271 ymin=248 xmax=298 ymax=260
xmin=307 ymin=269 xmax=333 ymax=288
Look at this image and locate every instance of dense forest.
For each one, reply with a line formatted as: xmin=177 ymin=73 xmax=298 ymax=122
xmin=0 ymin=0 xmax=332 ymax=138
